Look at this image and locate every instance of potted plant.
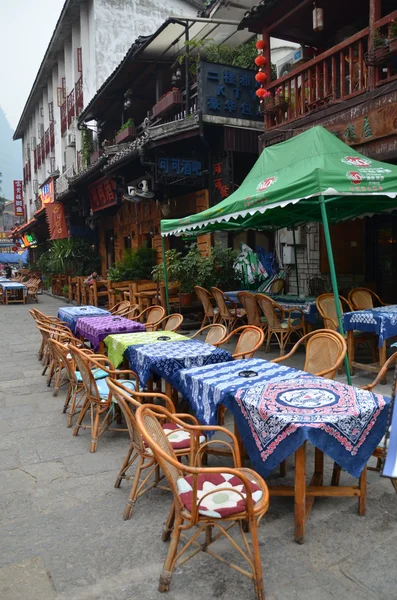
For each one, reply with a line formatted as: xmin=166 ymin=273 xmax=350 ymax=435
xmin=152 ymin=88 xmax=183 ymax=119
xmin=115 ymin=118 xmax=136 ymax=144
xmin=389 ymin=19 xmax=397 ymax=52
xmin=274 ymin=87 xmax=288 ymax=109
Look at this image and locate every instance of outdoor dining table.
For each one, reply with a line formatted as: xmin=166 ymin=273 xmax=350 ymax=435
xmin=343 ymin=305 xmax=397 ymax=381
xmin=125 ymin=339 xmax=233 ymax=397
xmin=0 ymin=281 xmax=27 ymax=304
xmin=179 ymin=358 xmax=389 ymax=543
xmin=226 ymin=291 xmax=319 ymax=326
xmin=75 ymin=315 xmax=146 ymax=353
xmin=57 ymin=306 xmax=110 ymax=334
xmin=104 ymin=330 xmax=189 ymax=368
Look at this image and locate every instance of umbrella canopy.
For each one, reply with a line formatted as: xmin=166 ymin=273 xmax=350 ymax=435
xmin=0 ymin=251 xmax=28 ymax=264
xmin=161 ymin=126 xmax=397 ymax=236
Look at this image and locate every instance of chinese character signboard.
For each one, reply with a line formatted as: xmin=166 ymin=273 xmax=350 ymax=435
xmin=40 ymin=179 xmax=55 ymax=204
xmin=45 ymin=203 xmax=69 ymax=240
xmin=212 ymin=153 xmax=233 ymax=203
xmin=156 ymin=157 xmax=203 ymax=186
xmin=13 ymin=180 xmax=24 ymax=217
xmin=199 ymin=61 xmax=262 ymax=122
xmin=88 ymin=178 xmax=117 ymax=212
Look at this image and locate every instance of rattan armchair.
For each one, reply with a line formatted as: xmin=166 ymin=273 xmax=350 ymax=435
xmin=237 ymin=291 xmax=267 ymax=330
xmin=214 ymin=325 xmax=264 ymax=359
xmin=133 ymin=305 xmax=165 ymax=331
xmin=256 ymin=293 xmax=305 ymax=356
xmin=107 ymin=379 xmax=205 ymax=520
xmin=109 ymin=300 xmax=131 ymax=316
xmin=136 ymin=404 xmax=269 ymax=598
xmin=348 ymin=287 xmax=389 ymax=310
xmin=211 ymin=286 xmax=246 ymax=332
xmin=194 ymin=285 xmax=219 ymax=328
xmin=272 ymin=329 xmax=347 ymax=379
xmin=154 ymin=313 xmax=184 ymax=332
xmin=268 ymin=277 xmax=285 ymax=293
xmin=69 ymin=345 xmax=138 ymax=452
xmin=190 ymin=324 xmax=227 ymax=345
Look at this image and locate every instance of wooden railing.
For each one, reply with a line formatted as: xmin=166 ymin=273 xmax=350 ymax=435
xmin=264 ymin=11 xmax=397 ymax=129
xmin=60 ymin=101 xmax=67 ymax=135
xmin=75 ymin=76 xmax=83 ymax=116
xmin=67 ymin=89 xmax=75 ymax=127
xmin=50 ymin=122 xmax=55 ymax=149
xmin=41 ymin=137 xmax=45 ymax=162
xmin=45 ymin=128 xmax=50 ymax=155
xmin=37 ymin=143 xmax=42 ymax=168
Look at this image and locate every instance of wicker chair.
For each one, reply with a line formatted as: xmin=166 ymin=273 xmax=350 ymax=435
xmin=107 ymin=379 xmax=205 ymax=520
xmin=69 ymin=345 xmax=138 ymax=453
xmin=211 ymin=286 xmax=246 ymax=332
xmin=190 ymin=324 xmax=227 ymax=345
xmin=237 ymin=291 xmax=267 ymax=330
xmin=268 ymin=277 xmax=285 ymax=294
xmin=136 ymin=404 xmax=269 ymax=598
xmin=272 ymin=329 xmax=347 ymax=379
xmin=215 ymin=325 xmax=265 ymax=359
xmin=194 ymin=286 xmax=218 ymax=328
xmin=348 ymin=287 xmax=389 ymax=310
xmin=133 ymin=305 xmax=165 ymax=331
xmin=154 ymin=313 xmax=184 ymax=332
xmin=256 ymin=293 xmax=305 ymax=356
xmin=27 ymin=285 xmax=39 ymax=303
xmin=109 ymin=300 xmax=131 ymax=316
xmin=316 ymin=293 xmax=377 ymax=366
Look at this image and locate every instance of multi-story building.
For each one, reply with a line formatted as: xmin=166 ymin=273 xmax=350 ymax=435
xmin=13 ymin=0 xmax=201 ymax=224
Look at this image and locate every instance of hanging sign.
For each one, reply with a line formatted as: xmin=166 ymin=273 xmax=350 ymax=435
xmin=45 ymin=203 xmax=69 ymax=240
xmin=40 ymin=179 xmax=55 ymax=204
xmin=88 ymin=177 xmax=117 ymax=212
xmin=13 ymin=180 xmax=24 ymax=217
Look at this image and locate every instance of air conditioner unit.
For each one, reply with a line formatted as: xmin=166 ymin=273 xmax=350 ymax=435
xmin=67 ymin=133 xmax=76 ymax=147
xmin=277 ymin=59 xmax=294 ymax=79
xmin=292 ymin=46 xmax=315 ymax=65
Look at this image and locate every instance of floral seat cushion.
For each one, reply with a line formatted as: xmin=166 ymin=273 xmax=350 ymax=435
xmin=177 ymin=472 xmax=263 ymax=518
xmin=145 ymin=423 xmax=205 ymax=453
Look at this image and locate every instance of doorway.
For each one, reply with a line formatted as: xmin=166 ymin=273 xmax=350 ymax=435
xmin=105 ymin=229 xmax=115 ymax=271
xmin=367 ymin=215 xmax=397 ymax=302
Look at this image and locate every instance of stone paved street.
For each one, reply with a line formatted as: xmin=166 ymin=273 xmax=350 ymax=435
xmin=0 ymin=295 xmax=396 ymax=600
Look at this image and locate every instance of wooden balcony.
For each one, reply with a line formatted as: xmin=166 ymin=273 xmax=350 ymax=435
xmin=75 ymin=76 xmax=83 ymax=116
xmin=67 ymin=89 xmax=75 ymax=127
xmin=264 ymin=10 xmax=397 ymax=130
xmin=45 ymin=129 xmax=50 ymax=156
xmin=60 ymin=101 xmax=67 ymax=136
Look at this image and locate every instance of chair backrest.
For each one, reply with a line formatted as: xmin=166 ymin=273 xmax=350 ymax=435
xmin=127 ymin=304 xmax=139 ymax=319
xmin=162 ymin=314 xmax=183 ymax=332
xmin=256 ymin=294 xmax=280 ymax=328
xmin=304 ymin=330 xmax=346 ymax=378
xmin=194 ymin=286 xmax=215 ymax=317
xmin=316 ymin=294 xmax=349 ymax=330
xmin=191 ymin=324 xmax=227 ymax=345
xmin=110 ymin=301 xmax=131 ymax=315
xmin=348 ymin=288 xmax=374 ymax=310
xmin=233 ymin=325 xmax=265 ymax=358
xmin=211 ymin=287 xmax=231 ymax=319
xmin=269 ymin=278 xmax=285 ymax=294
xmin=106 ymin=378 xmax=145 ymax=452
xmin=237 ymin=291 xmax=262 ymax=325
xmin=68 ymin=345 xmax=102 ymax=403
xmin=48 ymin=338 xmax=78 ymax=384
xmin=145 ymin=306 xmax=165 ymax=329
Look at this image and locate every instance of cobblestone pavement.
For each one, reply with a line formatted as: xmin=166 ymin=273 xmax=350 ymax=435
xmin=0 ymin=295 xmax=396 ymax=600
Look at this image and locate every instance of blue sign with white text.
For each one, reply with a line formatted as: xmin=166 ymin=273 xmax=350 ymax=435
xmin=199 ymin=61 xmax=262 ymax=121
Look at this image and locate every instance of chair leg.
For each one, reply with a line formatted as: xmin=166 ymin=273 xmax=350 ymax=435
xmin=123 ymin=455 xmax=145 ymax=520
xmin=159 ymin=513 xmax=183 ymax=592
xmin=162 ymin=502 xmax=176 ymax=542
xmin=73 ymin=398 xmax=89 ymax=436
xmin=63 ymin=384 xmax=72 ymax=413
xmin=249 ymin=517 xmax=265 ymax=600
xmin=90 ymin=405 xmax=101 ymax=453
xmin=115 ymin=441 xmax=135 ymax=488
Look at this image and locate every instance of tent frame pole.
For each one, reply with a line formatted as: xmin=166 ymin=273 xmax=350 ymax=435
xmin=292 ymin=227 xmax=300 ymax=296
xmin=319 ymin=195 xmax=352 ymax=384
xmin=161 ymin=236 xmax=170 ymax=314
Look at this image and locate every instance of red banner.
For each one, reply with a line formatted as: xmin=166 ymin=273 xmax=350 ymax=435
xmin=45 ymin=203 xmax=69 ymax=240
xmin=13 ymin=180 xmax=24 ymax=217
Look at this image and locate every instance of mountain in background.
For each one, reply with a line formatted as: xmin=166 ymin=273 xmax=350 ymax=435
xmin=0 ymin=107 xmax=22 ymax=199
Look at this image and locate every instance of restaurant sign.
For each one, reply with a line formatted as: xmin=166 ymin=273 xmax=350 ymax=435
xmin=156 ymin=157 xmax=203 ymax=186
xmin=13 ymin=180 xmax=24 ymax=217
xmin=45 ymin=203 xmax=69 ymax=240
xmin=88 ymin=177 xmax=117 ymax=212
xmin=199 ymin=61 xmax=262 ymax=121
xmin=39 ymin=179 xmax=55 ymax=204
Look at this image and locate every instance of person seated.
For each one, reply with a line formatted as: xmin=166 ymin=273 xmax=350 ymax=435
xmin=83 ymin=271 xmax=99 ymax=286
xmin=4 ymin=265 xmax=12 ymax=279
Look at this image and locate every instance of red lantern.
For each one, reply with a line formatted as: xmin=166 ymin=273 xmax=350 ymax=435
xmin=255 ymin=71 xmax=267 ymax=83
xmin=256 ymin=40 xmax=266 ymax=50
xmin=255 ymin=55 xmax=266 ymax=67
xmin=255 ymin=88 xmax=268 ymax=99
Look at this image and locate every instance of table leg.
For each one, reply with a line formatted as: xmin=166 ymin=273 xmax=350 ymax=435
xmin=98 ymin=341 xmax=104 ymax=355
xmin=294 ymin=443 xmax=306 ymax=544
xmin=358 ymin=466 xmax=367 ymax=516
xmin=347 ymin=330 xmax=354 ymax=375
xmin=165 ymin=381 xmax=172 ymax=401
xmin=379 ymin=342 xmax=387 ymax=385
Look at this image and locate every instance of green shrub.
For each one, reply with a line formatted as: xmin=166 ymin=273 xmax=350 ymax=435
xmin=36 ymin=239 xmax=101 ymax=276
xmin=107 ymin=247 xmax=157 ymax=282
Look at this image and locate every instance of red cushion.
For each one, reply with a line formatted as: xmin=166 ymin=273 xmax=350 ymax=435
xmin=177 ymin=472 xmax=262 ymax=518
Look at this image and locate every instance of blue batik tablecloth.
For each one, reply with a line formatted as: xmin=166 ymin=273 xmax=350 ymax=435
xmin=0 ymin=282 xmax=27 ymax=297
xmin=125 ymin=339 xmax=233 ymax=389
xmin=225 ymin=291 xmax=318 ymax=325
xmin=179 ymin=358 xmax=389 ymax=478
xmin=57 ymin=306 xmax=110 ymax=333
xmin=343 ymin=305 xmax=397 ymax=347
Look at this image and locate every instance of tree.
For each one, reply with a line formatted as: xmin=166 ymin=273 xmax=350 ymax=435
xmin=0 ymin=195 xmax=6 ymax=217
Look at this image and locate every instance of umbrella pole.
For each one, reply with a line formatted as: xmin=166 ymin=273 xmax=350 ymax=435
xmin=161 ymin=236 xmax=170 ymax=314
xmin=319 ymin=195 xmax=352 ymax=384
xmin=292 ymin=227 xmax=300 ymax=296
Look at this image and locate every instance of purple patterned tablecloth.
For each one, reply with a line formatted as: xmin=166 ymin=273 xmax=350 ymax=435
xmin=75 ymin=316 xmax=146 ymax=351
